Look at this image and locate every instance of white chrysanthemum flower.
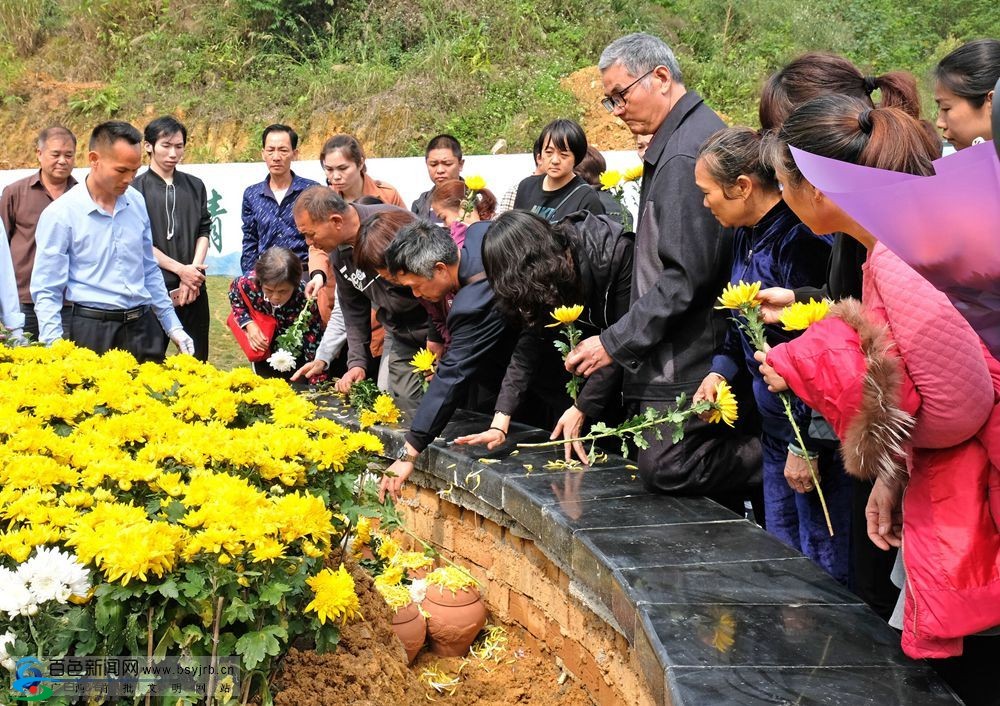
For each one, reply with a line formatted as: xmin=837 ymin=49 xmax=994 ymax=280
xmin=267 ymin=349 xmax=296 ymax=372
xmin=409 ymin=578 xmax=427 ymax=605
xmin=0 ymin=568 xmax=36 ymax=619
xmin=0 ymin=631 xmax=16 ymax=672
xmin=16 ymin=547 xmax=91 ymax=605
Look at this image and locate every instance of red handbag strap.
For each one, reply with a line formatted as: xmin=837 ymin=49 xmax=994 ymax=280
xmin=237 ymin=280 xmax=276 ymax=329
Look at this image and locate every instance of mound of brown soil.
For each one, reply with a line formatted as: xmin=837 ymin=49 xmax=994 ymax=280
xmin=275 ymin=564 xmax=594 ymax=705
xmin=560 ymin=66 xmax=637 ymax=151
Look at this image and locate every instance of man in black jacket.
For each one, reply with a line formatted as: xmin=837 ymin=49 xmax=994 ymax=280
xmin=132 ymin=116 xmax=211 ymax=360
xmin=291 ymin=186 xmax=430 ymax=410
xmin=378 ymin=220 xmax=514 ymax=502
xmin=566 ymin=33 xmax=761 ymax=500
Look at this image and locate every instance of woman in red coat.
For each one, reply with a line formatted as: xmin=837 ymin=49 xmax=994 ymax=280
xmin=756 ymin=94 xmax=1000 ymax=697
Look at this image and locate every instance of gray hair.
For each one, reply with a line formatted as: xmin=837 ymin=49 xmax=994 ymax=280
xmin=384 ymin=221 xmax=458 ymax=279
xmin=37 ymin=125 xmax=76 ymax=150
xmin=598 ymin=32 xmax=683 ymax=85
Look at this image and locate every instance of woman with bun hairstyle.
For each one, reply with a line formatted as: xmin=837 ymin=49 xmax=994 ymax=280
xmin=756 ymin=52 xmax=941 ymax=617
xmin=934 ymin=38 xmax=999 ymax=150
xmin=756 ymin=95 xmax=1000 ymax=680
xmin=691 ymin=126 xmax=850 ymax=583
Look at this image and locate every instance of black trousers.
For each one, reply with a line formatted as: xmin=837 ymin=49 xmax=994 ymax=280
xmin=849 ymin=477 xmax=899 ymax=620
xmin=634 ymin=404 xmax=763 ymax=497
xmin=929 ymin=635 xmax=1000 ymax=706
xmin=157 ymin=289 xmax=209 ymax=362
xmin=69 ymin=308 xmax=165 ymax=363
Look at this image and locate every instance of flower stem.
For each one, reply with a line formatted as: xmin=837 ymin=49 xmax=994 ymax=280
xmin=517 ymin=404 xmax=705 ymax=451
xmin=779 ymin=392 xmax=834 ymax=536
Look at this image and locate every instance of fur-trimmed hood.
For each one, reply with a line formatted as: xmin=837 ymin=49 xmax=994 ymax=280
xmin=830 ymin=299 xmax=915 ymax=485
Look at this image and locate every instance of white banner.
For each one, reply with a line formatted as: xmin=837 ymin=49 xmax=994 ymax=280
xmin=0 ymin=151 xmax=642 ymax=277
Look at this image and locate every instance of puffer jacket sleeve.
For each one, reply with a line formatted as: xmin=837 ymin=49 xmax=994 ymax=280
xmin=867 ymin=245 xmax=993 ymax=448
xmin=767 ymin=299 xmax=919 ymax=485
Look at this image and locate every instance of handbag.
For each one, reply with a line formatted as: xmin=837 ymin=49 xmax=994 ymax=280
xmin=226 ymin=281 xmax=278 ymax=363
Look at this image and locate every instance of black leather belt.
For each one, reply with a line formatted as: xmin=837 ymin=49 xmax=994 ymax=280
xmin=72 ymin=304 xmax=149 ymax=322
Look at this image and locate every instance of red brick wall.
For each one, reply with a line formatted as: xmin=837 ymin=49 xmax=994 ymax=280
xmin=397 ymin=484 xmax=655 ymax=706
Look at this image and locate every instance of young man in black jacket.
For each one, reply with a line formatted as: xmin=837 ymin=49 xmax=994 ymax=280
xmin=566 ymin=33 xmax=761 ymax=502
xmin=132 ymin=116 xmax=211 ymax=360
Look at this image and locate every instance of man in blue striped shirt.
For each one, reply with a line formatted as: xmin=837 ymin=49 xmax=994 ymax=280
xmin=240 ymin=124 xmax=320 ymax=275
xmin=30 ymin=121 xmax=194 ymax=361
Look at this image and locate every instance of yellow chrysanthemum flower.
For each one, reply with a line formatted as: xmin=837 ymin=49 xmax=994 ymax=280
xmin=391 ymin=551 xmax=434 ymax=573
xmin=779 ymin=298 xmax=831 ymax=331
xmin=410 ymin=347 xmax=437 ymax=375
xmin=376 ymin=534 xmax=401 ymax=561
xmin=305 ymin=564 xmax=362 ymax=625
xmin=250 ymin=537 xmax=286 ymax=563
xmin=358 ymin=409 xmax=378 ymax=429
xmin=715 ymin=280 xmax=762 ymax=310
xmin=355 ymin=516 xmax=373 ymax=546
xmin=373 ymin=564 xmax=404 ymax=589
xmin=707 ymin=380 xmax=739 ymax=428
xmin=623 ymin=164 xmax=644 ymax=182
xmin=372 ymin=395 xmax=400 ymax=425
xmin=598 ymin=170 xmax=622 ymax=190
xmin=546 ymin=304 xmax=584 ymax=327
xmin=464 ymin=175 xmax=486 ymax=191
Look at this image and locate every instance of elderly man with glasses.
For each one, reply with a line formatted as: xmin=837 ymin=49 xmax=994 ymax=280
xmin=566 ymin=33 xmax=762 ymax=509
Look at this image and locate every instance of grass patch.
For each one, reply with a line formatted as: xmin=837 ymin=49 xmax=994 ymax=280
xmin=205 ymin=275 xmax=246 ymax=372
xmin=0 ymin=0 xmax=996 ymax=159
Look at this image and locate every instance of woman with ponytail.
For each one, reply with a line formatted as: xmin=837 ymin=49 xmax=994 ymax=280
xmin=429 ymin=178 xmax=497 ymax=249
xmin=756 ymin=53 xmax=941 ymax=618
xmin=691 ymin=126 xmax=851 ymax=583
xmin=756 ymin=95 xmax=1000 ymax=693
xmin=758 ymin=52 xmax=925 ymax=131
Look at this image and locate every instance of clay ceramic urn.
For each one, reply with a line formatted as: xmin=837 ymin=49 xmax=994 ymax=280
xmin=391 ymin=601 xmax=427 ymax=664
xmin=423 ymin=584 xmax=487 ymax=657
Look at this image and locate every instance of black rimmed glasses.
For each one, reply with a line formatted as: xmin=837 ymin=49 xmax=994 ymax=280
xmin=601 ymin=69 xmax=655 ymax=113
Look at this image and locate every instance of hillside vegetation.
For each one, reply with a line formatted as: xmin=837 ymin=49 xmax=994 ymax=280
xmin=0 ymin=0 xmax=996 ymax=166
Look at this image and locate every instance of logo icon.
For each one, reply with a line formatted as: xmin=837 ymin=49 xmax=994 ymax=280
xmin=12 ymin=657 xmax=53 ymax=701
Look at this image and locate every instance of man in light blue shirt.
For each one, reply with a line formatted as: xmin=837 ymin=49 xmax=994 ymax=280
xmin=31 ymin=121 xmax=194 ymax=361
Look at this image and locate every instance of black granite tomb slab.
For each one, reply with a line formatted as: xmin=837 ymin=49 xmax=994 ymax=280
xmin=618 ymin=557 xmax=862 ymax=608
xmin=642 ymin=603 xmax=911 ymax=668
xmin=538 ymin=493 xmax=737 ymax=574
xmin=572 ymin=520 xmax=803 ymax=601
xmin=315 ymin=395 xmax=960 ymax=705
xmin=666 ymin=666 xmax=960 ymax=705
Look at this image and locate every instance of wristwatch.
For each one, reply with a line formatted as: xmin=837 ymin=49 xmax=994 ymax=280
xmin=396 ymin=448 xmax=419 ymax=464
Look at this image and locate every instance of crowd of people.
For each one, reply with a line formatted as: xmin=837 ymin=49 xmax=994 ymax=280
xmin=1 ymin=31 xmax=998 ymax=703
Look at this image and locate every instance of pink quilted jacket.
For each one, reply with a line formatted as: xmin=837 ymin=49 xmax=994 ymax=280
xmin=768 ymin=244 xmax=1000 ymax=659
xmin=863 ymin=244 xmax=993 ymax=447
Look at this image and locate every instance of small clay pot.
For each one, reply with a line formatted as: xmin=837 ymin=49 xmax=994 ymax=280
xmin=391 ymin=602 xmax=426 ymax=664
xmin=423 ymin=585 xmax=487 ymax=657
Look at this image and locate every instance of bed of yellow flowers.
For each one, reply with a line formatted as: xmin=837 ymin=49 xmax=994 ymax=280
xmin=0 ymin=341 xmax=388 ymax=704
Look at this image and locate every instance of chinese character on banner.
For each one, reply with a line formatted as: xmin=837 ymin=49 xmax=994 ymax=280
xmin=207 ymin=189 xmax=227 ymax=253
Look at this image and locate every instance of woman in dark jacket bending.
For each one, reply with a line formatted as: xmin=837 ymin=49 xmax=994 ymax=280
xmin=454 ymin=209 xmax=632 ymax=462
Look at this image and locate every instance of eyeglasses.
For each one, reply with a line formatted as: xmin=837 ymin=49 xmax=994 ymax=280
xmin=601 ymin=69 xmax=655 ymax=113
